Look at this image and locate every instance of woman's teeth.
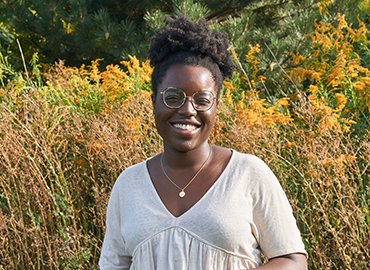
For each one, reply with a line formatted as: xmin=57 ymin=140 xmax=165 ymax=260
xmin=173 ymin=123 xmax=197 ymax=130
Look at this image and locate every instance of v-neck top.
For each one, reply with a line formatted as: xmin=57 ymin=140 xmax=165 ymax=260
xmin=99 ymin=150 xmax=307 ymax=270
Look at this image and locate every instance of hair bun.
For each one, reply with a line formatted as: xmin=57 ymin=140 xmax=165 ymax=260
xmin=148 ymin=15 xmax=238 ymax=95
xmin=148 ymin=15 xmax=236 ymax=80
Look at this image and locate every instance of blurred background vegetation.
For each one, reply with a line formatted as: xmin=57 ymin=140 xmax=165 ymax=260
xmin=1 ymin=0 xmax=369 ymax=126
xmin=0 ymin=0 xmax=369 ymax=269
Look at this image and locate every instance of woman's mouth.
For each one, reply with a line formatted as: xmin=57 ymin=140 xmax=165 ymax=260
xmin=173 ymin=123 xmax=198 ymax=130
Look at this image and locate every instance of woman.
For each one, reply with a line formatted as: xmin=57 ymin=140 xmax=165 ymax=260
xmin=99 ymin=15 xmax=308 ymax=270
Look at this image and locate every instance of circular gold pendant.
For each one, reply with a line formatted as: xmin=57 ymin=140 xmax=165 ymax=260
xmin=179 ymin=191 xmax=186 ymax=197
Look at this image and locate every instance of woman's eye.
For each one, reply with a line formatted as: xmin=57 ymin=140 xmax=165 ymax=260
xmin=166 ymin=96 xmax=181 ymax=102
xmin=196 ymin=98 xmax=210 ymax=105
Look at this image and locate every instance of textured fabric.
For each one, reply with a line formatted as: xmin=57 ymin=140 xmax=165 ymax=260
xmin=99 ymin=150 xmax=307 ymax=270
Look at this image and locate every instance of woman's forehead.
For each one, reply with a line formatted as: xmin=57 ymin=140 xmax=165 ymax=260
xmin=160 ymin=65 xmax=216 ymax=92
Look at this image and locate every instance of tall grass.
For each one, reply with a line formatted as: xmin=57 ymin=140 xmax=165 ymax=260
xmin=0 ymin=69 xmax=369 ymax=269
xmin=0 ymin=14 xmax=369 ymax=269
xmin=0 ymin=89 xmax=158 ymax=269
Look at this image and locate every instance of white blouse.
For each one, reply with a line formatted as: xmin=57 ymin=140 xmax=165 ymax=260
xmin=99 ymin=150 xmax=307 ymax=270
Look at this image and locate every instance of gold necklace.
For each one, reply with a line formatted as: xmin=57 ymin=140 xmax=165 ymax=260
xmin=160 ymin=146 xmax=213 ymax=198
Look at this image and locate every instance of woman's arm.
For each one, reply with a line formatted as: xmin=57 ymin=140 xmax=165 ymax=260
xmin=256 ymin=253 xmax=308 ymax=270
xmin=99 ymin=183 xmax=132 ymax=270
xmin=247 ymin=156 xmax=308 ymax=267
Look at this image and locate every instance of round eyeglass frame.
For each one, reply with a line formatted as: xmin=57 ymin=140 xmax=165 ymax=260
xmin=159 ymin=87 xmax=216 ymax=112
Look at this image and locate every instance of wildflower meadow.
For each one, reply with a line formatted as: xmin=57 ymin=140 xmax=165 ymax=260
xmin=0 ymin=14 xmax=369 ymax=270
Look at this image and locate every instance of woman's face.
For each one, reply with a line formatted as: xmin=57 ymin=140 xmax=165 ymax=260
xmin=152 ymin=65 xmax=218 ymax=153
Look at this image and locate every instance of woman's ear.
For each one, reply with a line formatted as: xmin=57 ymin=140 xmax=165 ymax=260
xmin=216 ymin=96 xmax=222 ymax=106
xmin=151 ymin=93 xmax=156 ymax=113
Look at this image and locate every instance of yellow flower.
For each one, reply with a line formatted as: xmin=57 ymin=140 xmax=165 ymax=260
xmin=337 ymin=14 xmax=347 ymax=30
xmin=363 ymin=77 xmax=370 ymax=85
xmin=334 ymin=93 xmax=347 ymax=111
xmin=89 ymin=59 xmax=103 ymax=82
xmin=343 ymin=125 xmax=351 ymax=132
xmin=140 ymin=90 xmax=152 ymax=100
xmin=223 ymin=89 xmax=233 ymax=105
xmin=237 ymin=100 xmax=245 ymax=110
xmin=285 ymin=141 xmax=296 ymax=148
xmin=228 ymin=47 xmax=238 ymax=61
xmin=346 ymin=119 xmax=357 ymax=125
xmin=289 ymin=52 xmax=305 ymax=65
xmin=245 ymin=44 xmax=261 ymax=78
xmin=309 ymin=85 xmax=319 ymax=93
xmin=245 ymin=110 xmax=259 ymax=124
xmin=121 ymin=55 xmax=140 ymax=76
xmin=317 ymin=0 xmax=332 ymax=14
xmin=240 ymin=91 xmax=245 ymax=100
xmin=61 ymin=18 xmax=73 ymax=34
xmin=140 ymin=60 xmax=153 ymax=83
xmin=275 ymin=97 xmax=290 ymax=107
xmin=223 ymin=81 xmax=232 ymax=90
xmin=93 ymin=142 xmax=107 ymax=152
xmin=353 ymin=81 xmax=365 ymax=91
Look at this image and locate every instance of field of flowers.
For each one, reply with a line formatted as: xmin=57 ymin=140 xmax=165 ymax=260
xmin=0 ymin=15 xmax=369 ymax=269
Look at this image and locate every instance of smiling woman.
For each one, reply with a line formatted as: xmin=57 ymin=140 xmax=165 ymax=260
xmin=99 ymin=15 xmax=308 ymax=270
xmin=153 ymin=65 xmax=217 ymax=154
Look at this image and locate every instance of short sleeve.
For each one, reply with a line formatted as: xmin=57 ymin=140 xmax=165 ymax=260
xmin=249 ymin=157 xmax=307 ymax=260
xmin=99 ymin=183 xmax=132 ymax=270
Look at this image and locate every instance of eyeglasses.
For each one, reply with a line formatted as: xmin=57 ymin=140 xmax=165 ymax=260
xmin=159 ymin=87 xmax=216 ymax=112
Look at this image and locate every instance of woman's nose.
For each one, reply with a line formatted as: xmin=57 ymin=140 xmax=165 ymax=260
xmin=177 ymin=97 xmax=197 ymax=115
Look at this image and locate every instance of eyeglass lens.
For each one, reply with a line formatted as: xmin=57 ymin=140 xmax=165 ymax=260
xmin=163 ymin=88 xmax=214 ymax=111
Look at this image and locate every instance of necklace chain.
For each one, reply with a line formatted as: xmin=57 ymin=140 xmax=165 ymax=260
xmin=160 ymin=146 xmax=213 ymax=198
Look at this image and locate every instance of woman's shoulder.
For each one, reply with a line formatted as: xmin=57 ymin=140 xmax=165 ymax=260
xmin=113 ymin=158 xmax=151 ymax=186
xmin=226 ymin=149 xmax=281 ymax=187
xmin=229 ymin=149 xmax=270 ymax=169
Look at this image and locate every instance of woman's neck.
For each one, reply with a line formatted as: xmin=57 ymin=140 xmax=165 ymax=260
xmin=162 ymin=142 xmax=212 ymax=170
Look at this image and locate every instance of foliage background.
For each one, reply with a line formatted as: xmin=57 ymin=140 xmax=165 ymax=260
xmin=0 ymin=0 xmax=370 ymax=269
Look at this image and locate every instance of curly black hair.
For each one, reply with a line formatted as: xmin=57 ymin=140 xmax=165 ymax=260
xmin=148 ymin=15 xmax=238 ymax=97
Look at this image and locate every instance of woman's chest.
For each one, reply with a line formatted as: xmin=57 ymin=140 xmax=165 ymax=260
xmin=118 ymin=181 xmax=257 ymax=256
